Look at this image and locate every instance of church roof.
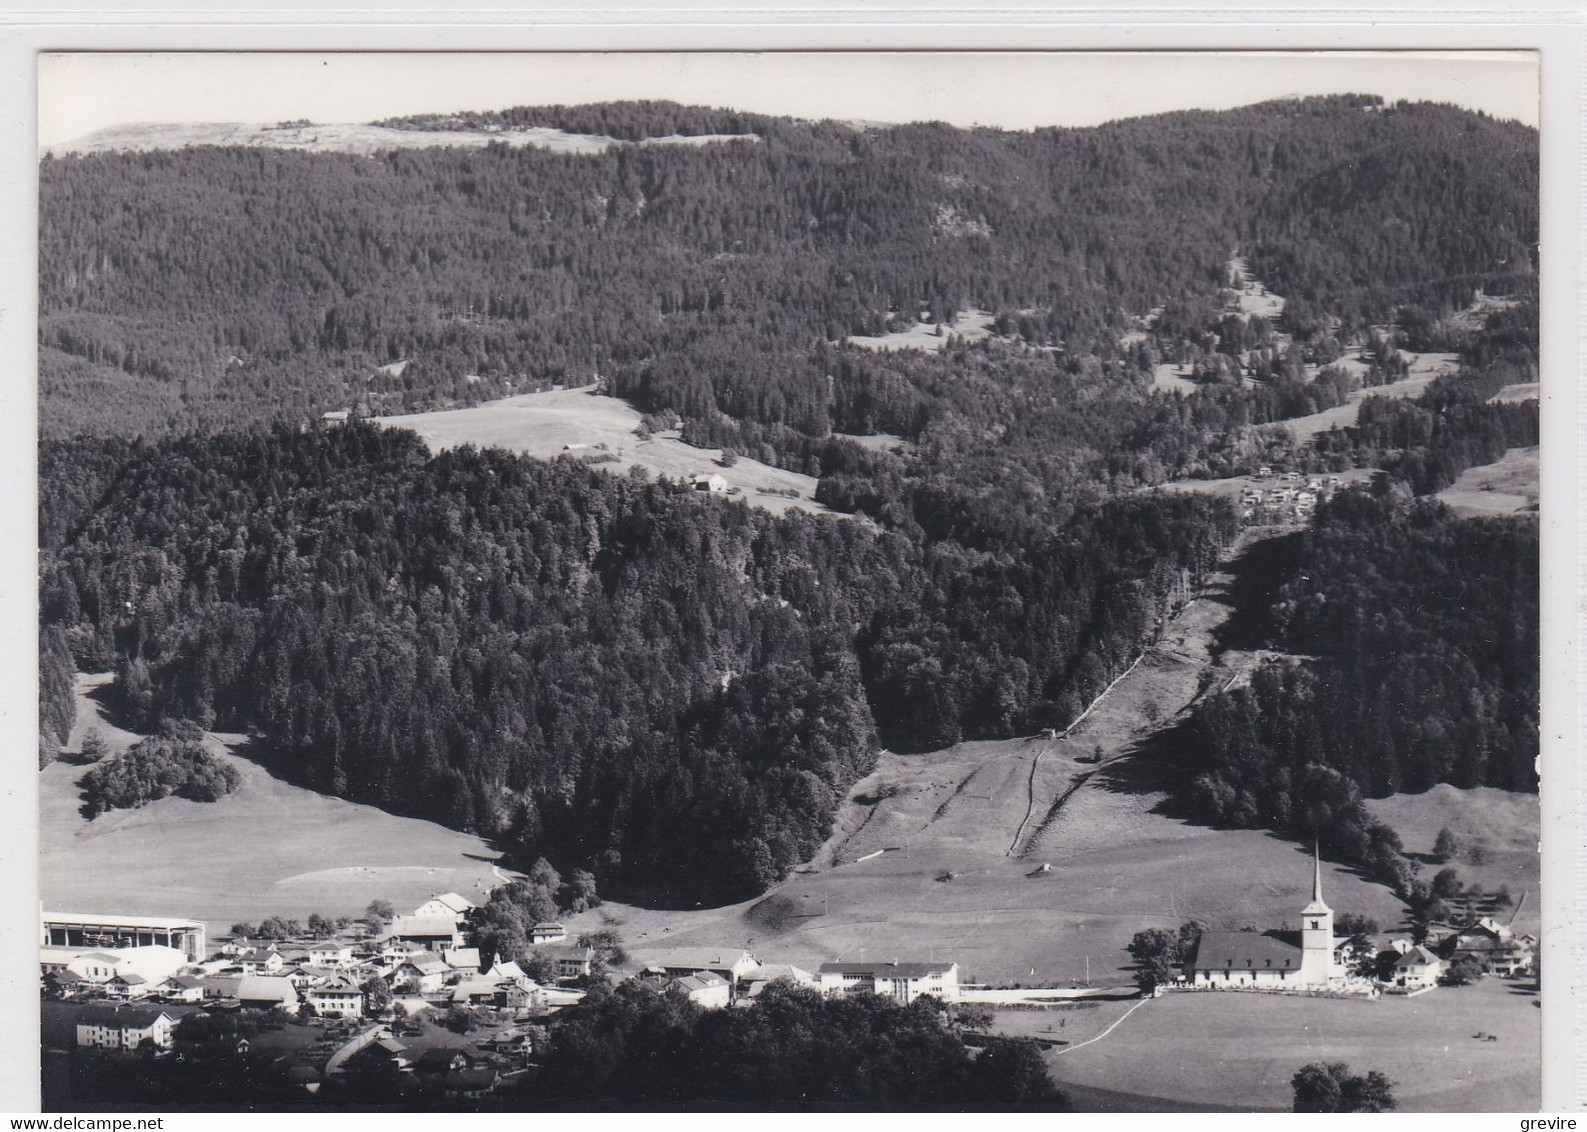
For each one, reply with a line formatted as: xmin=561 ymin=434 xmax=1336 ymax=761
xmin=1190 ymin=932 xmax=1301 ymax=971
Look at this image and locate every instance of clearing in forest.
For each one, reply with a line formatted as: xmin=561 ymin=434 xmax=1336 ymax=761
xmin=375 ymin=386 xmax=830 ymax=517
xmin=1433 ymin=446 xmax=1540 ymax=518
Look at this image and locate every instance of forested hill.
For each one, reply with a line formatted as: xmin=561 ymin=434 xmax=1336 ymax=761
xmin=40 ymin=95 xmax=1536 ymax=442
xmin=40 ymin=425 xmax=1232 ymax=904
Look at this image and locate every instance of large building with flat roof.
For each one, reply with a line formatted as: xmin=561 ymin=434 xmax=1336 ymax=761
xmin=41 ymin=910 xmax=205 ymax=960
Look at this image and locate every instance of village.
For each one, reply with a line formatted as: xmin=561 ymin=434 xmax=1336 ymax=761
xmin=39 ymin=841 xmax=1538 ymax=1107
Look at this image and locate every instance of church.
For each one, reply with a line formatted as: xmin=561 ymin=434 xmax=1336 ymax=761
xmin=1182 ymin=847 xmax=1344 ymax=989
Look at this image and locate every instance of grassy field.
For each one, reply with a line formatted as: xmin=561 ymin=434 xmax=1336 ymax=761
xmin=1279 ymin=352 xmax=1459 ymax=443
xmin=375 ymin=386 xmax=831 ymax=518
xmin=845 ymin=309 xmax=996 ymax=353
xmin=1490 ymin=382 xmax=1540 ymax=404
xmin=46 ymin=121 xmax=761 ymax=158
xmin=40 ymin=674 xmax=511 ymax=940
xmin=1045 ymin=976 xmax=1540 ymax=1112
xmin=1363 ymin=784 xmax=1540 ymax=936
xmin=1433 ymin=446 xmax=1540 ymax=518
xmin=578 ymin=538 xmax=1410 ymax=986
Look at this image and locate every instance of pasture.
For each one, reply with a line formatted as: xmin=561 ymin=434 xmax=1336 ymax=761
xmin=585 ymin=544 xmax=1410 ymax=986
xmin=1278 ymin=351 xmax=1459 ymax=443
xmin=46 ymin=120 xmax=761 ymax=158
xmin=1045 ymin=976 xmax=1540 ymax=1112
xmin=1433 ymin=445 xmax=1540 ymax=518
xmin=40 ymin=674 xmax=511 ymax=940
xmin=1490 ymin=382 xmax=1540 ymax=404
xmin=375 ymin=385 xmax=830 ymax=517
xmin=1364 ymin=784 xmax=1540 ymax=936
xmin=845 ymin=309 xmax=996 ymax=353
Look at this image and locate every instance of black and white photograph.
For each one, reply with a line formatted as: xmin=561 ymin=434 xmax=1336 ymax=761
xmin=25 ymin=45 xmax=1553 ymax=1113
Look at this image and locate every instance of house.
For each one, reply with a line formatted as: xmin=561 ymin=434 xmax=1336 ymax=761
xmin=105 ymin=973 xmax=151 ymax=999
xmin=238 ymin=948 xmax=286 ymax=975
xmin=693 ymin=473 xmax=728 ymax=493
xmin=412 ymin=892 xmax=475 ymax=919
xmin=1443 ymin=919 xmax=1535 ymax=977
xmin=535 ymin=945 xmax=596 ymax=981
xmin=1393 ymin=945 xmax=1443 ymax=990
xmin=307 ymin=943 xmax=355 ymax=967
xmin=816 ymin=960 xmax=960 ymax=1004
xmin=1183 ymin=847 xmax=1343 ymax=989
xmin=443 ymin=948 xmax=482 ymax=976
xmin=528 ymin=923 xmax=568 ymax=944
xmin=384 ymin=915 xmax=467 ymax=952
xmin=157 ymin=975 xmax=207 ymax=1004
xmin=321 ymin=409 xmax=351 ymax=426
xmin=373 ymin=939 xmax=427 ymax=964
xmin=391 ymin=952 xmax=450 ymax=994
xmin=306 ymin=976 xmax=365 ymax=1019
xmin=450 ymin=977 xmax=505 ymax=1006
xmin=490 ymin=959 xmax=527 ymax=981
xmin=666 ymin=972 xmax=732 ymax=1008
xmin=635 ymin=947 xmax=760 ymax=991
xmin=237 ymin=975 xmax=300 ymax=1015
xmin=75 ymin=1005 xmax=176 ymax=1052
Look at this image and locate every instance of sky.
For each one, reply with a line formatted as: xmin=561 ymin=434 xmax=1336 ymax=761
xmin=38 ymin=50 xmax=1539 ymax=148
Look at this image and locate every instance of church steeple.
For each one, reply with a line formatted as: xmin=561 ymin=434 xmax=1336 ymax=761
xmin=1302 ymin=839 xmax=1332 ymax=915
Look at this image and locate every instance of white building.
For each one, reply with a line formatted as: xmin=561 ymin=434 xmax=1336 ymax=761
xmin=1393 ymin=945 xmax=1443 ymax=990
xmin=816 ymin=960 xmax=960 ymax=1003
xmin=1184 ymin=847 xmax=1343 ymax=989
xmin=413 ymin=892 xmax=475 ymax=919
xmin=306 ymin=976 xmax=365 ymax=1019
xmin=42 ymin=910 xmax=205 ymax=961
xmin=76 ymin=1005 xmax=176 ymax=1052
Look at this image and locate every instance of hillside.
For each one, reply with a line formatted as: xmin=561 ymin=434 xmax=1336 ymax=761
xmin=41 ymin=674 xmax=509 ymax=937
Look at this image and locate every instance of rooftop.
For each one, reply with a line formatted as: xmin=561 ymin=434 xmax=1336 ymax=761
xmin=1189 ymin=931 xmax=1302 ymax=970
xmin=43 ymin=911 xmax=204 ymax=930
xmin=816 ymin=961 xmax=957 ymax=978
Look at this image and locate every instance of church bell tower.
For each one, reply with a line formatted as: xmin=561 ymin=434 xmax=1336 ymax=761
xmin=1299 ymin=841 xmax=1336 ymax=984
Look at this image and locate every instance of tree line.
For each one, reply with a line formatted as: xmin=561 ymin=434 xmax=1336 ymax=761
xmin=39 ymin=423 xmax=1232 ymax=905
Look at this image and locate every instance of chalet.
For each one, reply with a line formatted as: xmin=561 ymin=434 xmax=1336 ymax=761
xmin=490 ymin=959 xmax=527 ymax=981
xmin=105 ymin=973 xmax=152 ymax=999
xmin=528 ymin=922 xmax=568 ymax=944
xmin=1393 ymin=945 xmax=1443 ymax=990
xmin=693 ymin=473 xmax=728 ymax=493
xmin=391 ymin=952 xmax=450 ymax=994
xmin=76 ymin=1004 xmax=175 ymax=1052
xmin=636 ymin=947 xmax=760 ymax=990
xmin=412 ymin=892 xmax=475 ymax=919
xmin=450 ymin=977 xmax=505 ymax=1006
xmin=305 ymin=976 xmax=364 ymax=1019
xmin=1443 ymin=919 xmax=1535 ymax=977
xmin=238 ymin=948 xmax=286 ymax=975
xmin=158 ymin=975 xmax=207 ymax=1004
xmin=443 ymin=947 xmax=482 ymax=976
xmin=237 ymin=975 xmax=301 ymax=1015
xmin=321 ymin=410 xmax=351 ymax=426
xmin=817 ymin=960 xmax=960 ymax=1004
xmin=666 ymin=971 xmax=731 ymax=1008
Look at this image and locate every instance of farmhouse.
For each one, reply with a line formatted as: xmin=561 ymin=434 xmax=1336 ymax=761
xmin=742 ymin=964 xmax=818 ymax=998
xmin=384 ymin=914 xmax=467 ymax=951
xmin=76 ymin=1005 xmax=176 ymax=1052
xmin=238 ymin=948 xmax=286 ymax=975
xmin=635 ymin=947 xmax=760 ymax=990
xmin=693 ymin=473 xmax=728 ymax=493
xmin=391 ymin=952 xmax=449 ymax=993
xmin=531 ymin=944 xmax=596 ymax=981
xmin=157 ymin=974 xmax=208 ymax=1003
xmin=1443 ymin=918 xmax=1535 ymax=977
xmin=816 ymin=960 xmax=961 ymax=1004
xmin=238 ymin=975 xmax=301 ymax=1014
xmin=1184 ymin=847 xmax=1342 ymax=989
xmin=443 ymin=947 xmax=482 ymax=975
xmin=412 ymin=892 xmax=475 ymax=918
